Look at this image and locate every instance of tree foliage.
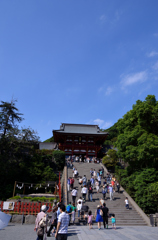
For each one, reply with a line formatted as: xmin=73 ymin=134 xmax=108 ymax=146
xmin=102 ymin=149 xmax=118 ymax=171
xmin=103 ymin=123 xmax=118 ymax=145
xmin=44 ymin=136 xmax=54 ymax=142
xmin=0 ymin=99 xmax=23 ymax=138
xmin=0 ymin=99 xmax=58 ymax=200
xmin=114 ymin=95 xmax=158 ymax=213
xmin=115 ymin=95 xmax=158 ymax=171
xmin=53 ymin=150 xmax=65 ymax=170
xmin=115 ymin=167 xmax=158 ymax=213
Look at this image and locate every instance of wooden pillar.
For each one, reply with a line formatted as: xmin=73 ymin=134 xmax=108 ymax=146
xmin=13 ymin=181 xmax=17 ymax=197
xmin=95 ymin=147 xmax=97 ymax=157
xmin=86 ymin=147 xmax=88 ymax=158
xmin=23 ymin=185 xmax=25 ymax=195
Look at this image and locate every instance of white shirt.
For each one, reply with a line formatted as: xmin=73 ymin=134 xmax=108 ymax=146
xmin=95 ymin=181 xmax=99 ymax=186
xmin=77 ymin=199 xmax=83 ymax=204
xmin=71 ymin=189 xmax=77 ymax=196
xmin=81 ymin=187 xmax=87 ymax=194
xmin=98 ymin=176 xmax=101 ymax=181
xmin=77 ymin=203 xmax=82 ymax=211
xmin=125 ymin=199 xmax=129 ymax=204
xmin=58 ymin=212 xmax=69 ymax=234
xmin=79 ymin=178 xmax=82 ymax=183
xmin=74 ymin=170 xmax=78 ymax=175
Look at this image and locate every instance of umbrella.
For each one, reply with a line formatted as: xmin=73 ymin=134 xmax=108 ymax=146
xmin=0 ymin=211 xmax=11 ymax=230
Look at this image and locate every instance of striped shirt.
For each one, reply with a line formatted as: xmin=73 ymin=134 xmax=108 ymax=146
xmin=58 ymin=212 xmax=69 ymax=234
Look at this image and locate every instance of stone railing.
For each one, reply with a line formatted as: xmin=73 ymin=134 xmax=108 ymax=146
xmin=60 ymin=165 xmax=68 ymax=206
xmin=149 ymin=213 xmax=158 ymax=227
xmin=100 ymin=163 xmax=151 ymax=226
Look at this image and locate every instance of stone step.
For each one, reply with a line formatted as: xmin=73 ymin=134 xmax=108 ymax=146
xmin=67 ymin=162 xmax=148 ymax=226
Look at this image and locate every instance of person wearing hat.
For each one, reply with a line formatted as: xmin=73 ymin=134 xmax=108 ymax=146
xmin=102 ymin=185 xmax=107 ymax=200
xmin=34 ymin=205 xmax=48 ymax=240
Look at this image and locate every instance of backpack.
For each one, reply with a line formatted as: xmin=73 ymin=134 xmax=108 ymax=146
xmin=102 ymin=189 xmax=106 ymax=194
xmin=66 ymin=205 xmax=71 ymax=213
xmin=39 ymin=216 xmax=47 ymax=227
xmin=37 ymin=227 xmax=44 ymax=237
xmin=89 ymin=187 xmax=92 ymax=191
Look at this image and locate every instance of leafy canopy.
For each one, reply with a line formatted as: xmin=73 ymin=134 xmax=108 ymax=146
xmin=115 ymin=95 xmax=158 ymax=170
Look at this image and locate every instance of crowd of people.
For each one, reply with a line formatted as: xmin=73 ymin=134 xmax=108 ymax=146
xmin=66 ymin=155 xmax=101 ymax=166
xmin=65 ymin=165 xmax=123 ymax=230
xmin=67 ymin=166 xmax=121 ymax=203
xmin=34 ymin=162 xmax=130 ymax=239
xmin=34 ymin=202 xmax=70 ymax=240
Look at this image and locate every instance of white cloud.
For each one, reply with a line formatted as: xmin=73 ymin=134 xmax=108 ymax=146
xmin=100 ymin=15 xmax=106 ymax=21
xmin=98 ymin=85 xmax=114 ymax=95
xmin=152 ymin=61 xmax=158 ymax=70
xmin=99 ymin=14 xmax=107 ymax=24
xmin=105 ymin=86 xmax=114 ymax=96
xmin=93 ymin=119 xmax=113 ymax=129
xmin=148 ymin=51 xmax=158 ymax=57
xmin=120 ymin=71 xmax=147 ymax=88
xmin=98 ymin=86 xmax=104 ymax=92
xmin=153 ymin=33 xmax=158 ymax=37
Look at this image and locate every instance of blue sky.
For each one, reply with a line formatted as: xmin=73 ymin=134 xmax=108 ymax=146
xmin=0 ymin=0 xmax=158 ymax=141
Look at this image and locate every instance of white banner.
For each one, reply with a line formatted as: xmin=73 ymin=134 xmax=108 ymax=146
xmin=3 ymin=202 xmax=15 ymax=210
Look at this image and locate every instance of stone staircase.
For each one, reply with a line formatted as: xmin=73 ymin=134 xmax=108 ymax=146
xmin=67 ymin=162 xmax=147 ymax=226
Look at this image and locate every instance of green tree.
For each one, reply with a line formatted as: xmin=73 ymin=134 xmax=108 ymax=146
xmin=0 ymin=99 xmax=58 ymax=199
xmin=133 ymin=168 xmax=158 ymax=213
xmin=116 ymin=95 xmax=158 ymax=171
xmin=53 ymin=150 xmax=65 ymax=170
xmin=102 ymin=149 xmax=118 ymax=171
xmin=0 ymin=99 xmax=23 ymax=138
xmin=103 ymin=123 xmax=118 ymax=145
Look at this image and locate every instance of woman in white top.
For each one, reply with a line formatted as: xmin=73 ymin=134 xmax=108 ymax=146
xmin=93 ymin=170 xmax=96 ymax=178
xmin=100 ymin=198 xmax=105 ymax=206
xmin=125 ymin=197 xmax=129 ymax=209
xmin=81 ymin=185 xmax=87 ymax=202
xmin=79 ymin=177 xmax=83 ymax=187
xmin=95 ymin=180 xmax=99 ymax=193
xmin=77 ymin=200 xmax=82 ymax=220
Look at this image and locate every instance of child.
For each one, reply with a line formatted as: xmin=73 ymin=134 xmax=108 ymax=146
xmin=125 ymin=197 xmax=129 ymax=209
xmin=87 ymin=210 xmax=93 ymax=229
xmin=111 ymin=214 xmax=116 ymax=230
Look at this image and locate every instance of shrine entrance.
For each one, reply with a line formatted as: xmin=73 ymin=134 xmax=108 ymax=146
xmin=53 ymin=123 xmax=108 ymax=158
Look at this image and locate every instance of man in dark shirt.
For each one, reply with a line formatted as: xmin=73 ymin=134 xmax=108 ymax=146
xmin=102 ymin=203 xmax=109 ymax=229
xmin=86 ymin=180 xmax=91 ymax=188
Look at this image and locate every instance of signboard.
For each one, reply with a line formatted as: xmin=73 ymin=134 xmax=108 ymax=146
xmin=3 ymin=202 xmax=15 ymax=211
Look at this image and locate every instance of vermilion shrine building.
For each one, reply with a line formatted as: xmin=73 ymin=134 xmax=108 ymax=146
xmin=53 ymin=123 xmax=108 ymax=157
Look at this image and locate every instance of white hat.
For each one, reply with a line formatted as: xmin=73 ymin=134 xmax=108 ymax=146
xmin=41 ymin=205 xmax=47 ymax=212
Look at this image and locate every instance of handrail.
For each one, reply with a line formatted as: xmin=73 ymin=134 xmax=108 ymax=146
xmin=100 ymin=163 xmax=151 ymax=226
xmin=60 ymin=165 xmax=68 ymax=206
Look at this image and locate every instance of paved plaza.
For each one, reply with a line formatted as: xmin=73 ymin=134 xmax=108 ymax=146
xmin=0 ymin=224 xmax=158 ymax=240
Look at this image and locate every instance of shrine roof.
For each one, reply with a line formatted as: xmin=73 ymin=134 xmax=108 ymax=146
xmin=53 ymin=123 xmax=108 ymax=135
